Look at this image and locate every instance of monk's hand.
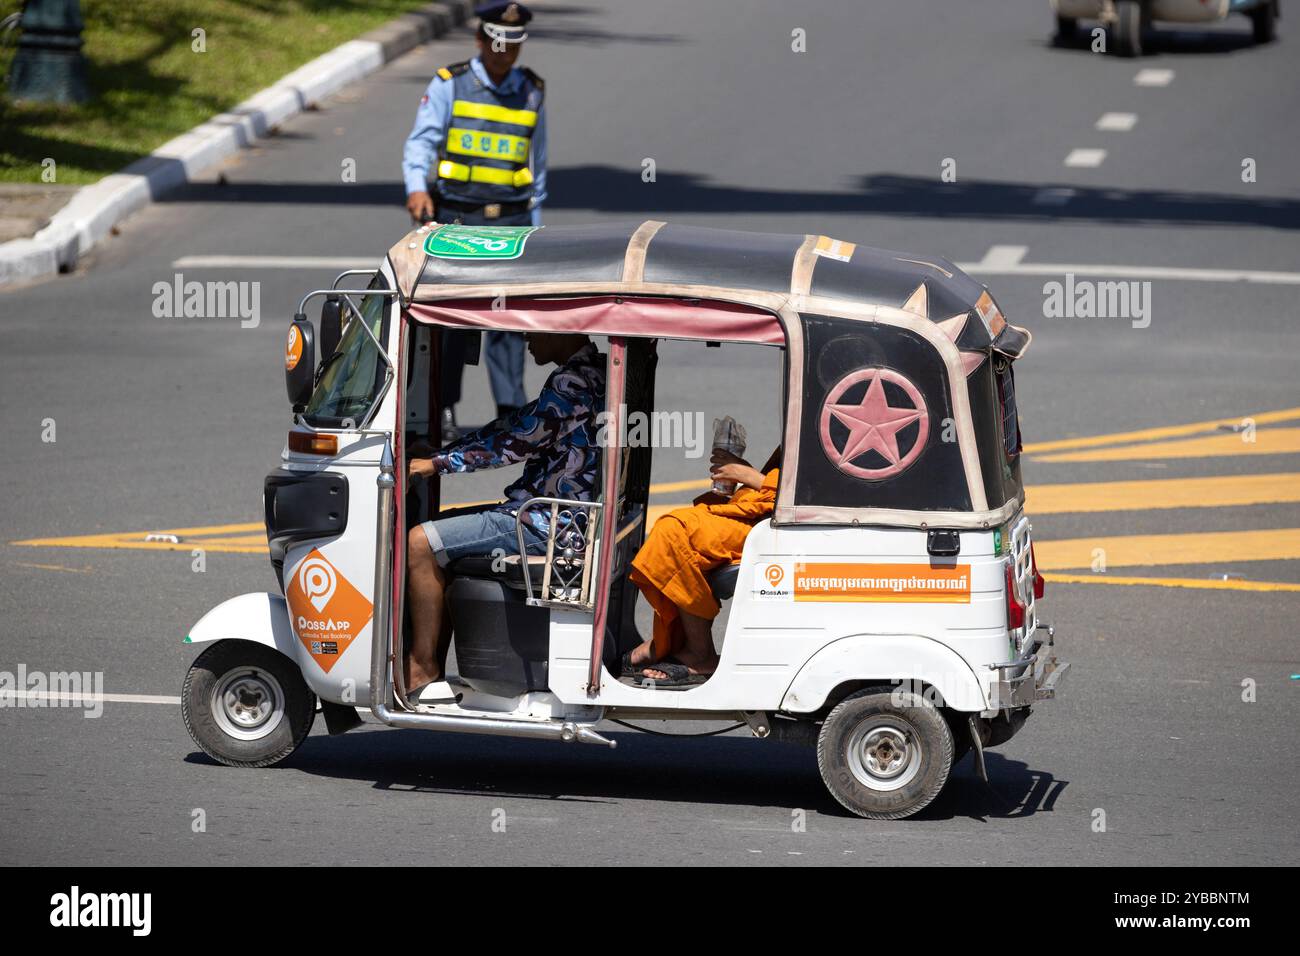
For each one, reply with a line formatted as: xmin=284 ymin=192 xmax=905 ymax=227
xmin=711 ymin=462 xmax=765 ymax=491
xmin=408 ymin=457 xmax=435 ymax=482
xmin=710 ymin=448 xmax=751 ymax=470
xmin=406 ymin=191 xmax=434 ymax=223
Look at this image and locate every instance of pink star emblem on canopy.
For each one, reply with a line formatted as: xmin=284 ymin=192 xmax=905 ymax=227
xmin=819 ymin=367 xmax=930 ymax=480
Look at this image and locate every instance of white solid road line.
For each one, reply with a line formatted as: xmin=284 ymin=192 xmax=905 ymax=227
xmin=1064 ymin=148 xmax=1107 ymax=168
xmin=958 ymin=246 xmax=1300 ymax=284
xmin=173 ymin=249 xmax=1300 ymax=287
xmin=172 ymin=255 xmax=373 ymax=269
xmin=0 ymin=691 xmax=181 ymax=705
xmin=1134 ymin=68 xmax=1175 ymax=87
xmin=1096 ymin=112 xmax=1138 ymax=131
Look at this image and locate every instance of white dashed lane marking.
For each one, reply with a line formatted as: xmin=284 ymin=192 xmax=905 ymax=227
xmin=1095 ymin=112 xmax=1138 ymax=131
xmin=1134 ymin=68 xmax=1175 ymax=87
xmin=1064 ymin=148 xmax=1107 ymax=168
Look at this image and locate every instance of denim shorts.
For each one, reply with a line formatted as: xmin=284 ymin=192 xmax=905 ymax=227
xmin=420 ymin=504 xmax=549 ymax=569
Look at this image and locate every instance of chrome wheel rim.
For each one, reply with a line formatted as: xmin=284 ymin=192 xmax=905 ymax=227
xmin=846 ymin=718 xmax=922 ymax=792
xmin=211 ymin=667 xmax=285 ymax=741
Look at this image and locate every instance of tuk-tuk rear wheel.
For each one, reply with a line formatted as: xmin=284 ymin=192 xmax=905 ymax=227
xmin=183 ymin=640 xmax=316 ymax=768
xmin=816 ymin=688 xmax=954 ymax=820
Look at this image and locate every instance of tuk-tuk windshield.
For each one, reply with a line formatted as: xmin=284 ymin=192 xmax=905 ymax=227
xmin=302 ymin=275 xmax=390 ymax=428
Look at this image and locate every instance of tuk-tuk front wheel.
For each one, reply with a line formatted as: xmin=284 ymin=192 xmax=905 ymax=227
xmin=817 ymin=688 xmax=954 ymax=820
xmin=183 ymin=640 xmax=316 ymax=768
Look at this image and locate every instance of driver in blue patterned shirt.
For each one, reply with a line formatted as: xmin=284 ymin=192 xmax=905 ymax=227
xmin=404 ymin=332 xmax=605 ymax=698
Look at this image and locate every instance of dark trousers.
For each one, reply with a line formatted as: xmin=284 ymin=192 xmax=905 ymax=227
xmin=434 ymin=201 xmax=531 ymax=413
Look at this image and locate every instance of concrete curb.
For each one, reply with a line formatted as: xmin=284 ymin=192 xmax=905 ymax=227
xmin=0 ymin=0 xmax=473 ymax=286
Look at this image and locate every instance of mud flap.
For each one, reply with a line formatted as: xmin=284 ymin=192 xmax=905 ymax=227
xmin=968 ymin=715 xmax=988 ymax=783
xmin=321 ymin=700 xmax=364 ymax=736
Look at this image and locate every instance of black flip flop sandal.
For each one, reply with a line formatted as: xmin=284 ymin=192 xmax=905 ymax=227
xmin=638 ymin=657 xmax=710 ymax=688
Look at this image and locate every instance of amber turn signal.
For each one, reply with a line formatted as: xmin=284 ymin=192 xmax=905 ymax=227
xmin=288 ymin=431 xmax=338 ymax=456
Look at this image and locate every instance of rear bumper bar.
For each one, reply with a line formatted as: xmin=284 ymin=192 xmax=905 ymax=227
xmin=987 ymin=623 xmax=1070 ymax=709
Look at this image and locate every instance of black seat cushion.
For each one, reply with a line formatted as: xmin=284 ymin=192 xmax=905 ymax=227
xmin=448 ymin=553 xmax=545 ymax=590
xmin=708 ymin=562 xmax=741 ymax=600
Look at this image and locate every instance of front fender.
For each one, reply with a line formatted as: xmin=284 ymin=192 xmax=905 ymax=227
xmin=185 ymin=592 xmax=300 ymax=662
xmin=781 ymin=634 xmax=989 ymax=714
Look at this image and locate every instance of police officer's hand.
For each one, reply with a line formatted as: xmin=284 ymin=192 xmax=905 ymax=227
xmin=406 ymin=190 xmax=435 ymax=223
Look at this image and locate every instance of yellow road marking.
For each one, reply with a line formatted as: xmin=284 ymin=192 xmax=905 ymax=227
xmin=649 ymin=477 xmax=711 ymax=494
xmin=1043 ymin=573 xmax=1300 ymax=593
xmin=1034 ymin=528 xmax=1300 ymax=571
xmin=1035 ymin=428 xmax=1300 ymax=463
xmin=1024 ymin=406 xmax=1300 ymax=453
xmin=13 ymin=528 xmax=266 ymax=554
xmin=1027 ymin=472 xmax=1300 ymax=513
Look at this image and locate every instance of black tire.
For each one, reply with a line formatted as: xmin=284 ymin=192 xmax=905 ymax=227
xmin=1054 ymin=14 xmax=1078 ymax=44
xmin=182 ymin=640 xmax=316 ymax=768
xmin=1113 ymin=0 xmax=1144 ymax=56
xmin=816 ymin=687 xmax=954 ymax=820
xmin=1250 ymin=3 xmax=1276 ymax=44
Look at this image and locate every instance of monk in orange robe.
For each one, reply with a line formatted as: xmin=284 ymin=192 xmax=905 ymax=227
xmin=625 ymin=447 xmax=781 ymax=686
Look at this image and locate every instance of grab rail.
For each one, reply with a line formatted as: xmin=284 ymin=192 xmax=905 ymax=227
xmin=514 ymin=497 xmax=603 ymax=610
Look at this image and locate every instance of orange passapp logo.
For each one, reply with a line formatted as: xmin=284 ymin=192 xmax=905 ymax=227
xmin=285 ymin=549 xmax=373 ymax=672
xmin=285 ymin=325 xmax=303 ymax=371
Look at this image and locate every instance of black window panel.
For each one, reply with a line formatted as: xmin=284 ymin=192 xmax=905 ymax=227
xmin=996 ymin=360 xmax=1023 ymax=459
xmin=794 ymin=316 xmax=972 ymax=513
xmin=967 ymin=358 xmax=1012 ymax=508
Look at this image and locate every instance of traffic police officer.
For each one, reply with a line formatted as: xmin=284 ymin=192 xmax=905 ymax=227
xmin=403 ymin=1 xmax=546 ymax=440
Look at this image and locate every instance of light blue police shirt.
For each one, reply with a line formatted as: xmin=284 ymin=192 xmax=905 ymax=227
xmin=402 ymin=56 xmax=548 ymax=226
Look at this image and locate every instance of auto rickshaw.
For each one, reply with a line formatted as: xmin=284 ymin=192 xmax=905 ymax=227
xmin=1052 ymin=0 xmax=1279 ymax=56
xmin=182 ymin=221 xmax=1068 ymax=820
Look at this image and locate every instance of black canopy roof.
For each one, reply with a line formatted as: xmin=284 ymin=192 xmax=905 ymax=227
xmin=409 ymin=221 xmax=990 ymax=321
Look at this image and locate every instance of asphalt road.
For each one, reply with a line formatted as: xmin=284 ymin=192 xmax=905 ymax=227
xmin=1 ymin=0 xmax=1298 ymax=866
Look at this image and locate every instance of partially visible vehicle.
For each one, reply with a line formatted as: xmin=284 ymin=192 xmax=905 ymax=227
xmin=1053 ymin=0 xmax=1279 ymax=56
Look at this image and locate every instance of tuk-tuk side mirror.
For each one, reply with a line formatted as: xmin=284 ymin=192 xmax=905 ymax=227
xmin=285 ymin=315 xmax=316 ymax=410
xmin=319 ymin=296 xmax=343 ymax=362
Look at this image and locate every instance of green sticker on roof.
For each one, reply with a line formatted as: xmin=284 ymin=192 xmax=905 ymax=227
xmin=424 ymin=224 xmax=538 ymax=260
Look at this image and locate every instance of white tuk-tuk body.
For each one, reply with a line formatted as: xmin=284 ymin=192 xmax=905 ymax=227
xmin=184 ymin=222 xmax=1066 ymax=818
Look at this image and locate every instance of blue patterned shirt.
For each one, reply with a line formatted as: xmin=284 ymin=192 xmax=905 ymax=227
xmin=432 ymin=342 xmax=606 ymax=526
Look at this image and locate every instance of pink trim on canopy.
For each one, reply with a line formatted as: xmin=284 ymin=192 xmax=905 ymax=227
xmin=406 ymin=295 xmax=785 ymax=345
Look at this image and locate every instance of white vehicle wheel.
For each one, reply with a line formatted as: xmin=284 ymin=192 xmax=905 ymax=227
xmin=183 ymin=640 xmax=316 ymax=768
xmin=817 ymin=688 xmax=954 ymax=820
xmin=1113 ymin=0 xmax=1144 ymax=57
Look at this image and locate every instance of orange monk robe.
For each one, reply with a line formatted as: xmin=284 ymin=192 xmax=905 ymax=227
xmin=629 ymin=469 xmax=779 ymax=661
